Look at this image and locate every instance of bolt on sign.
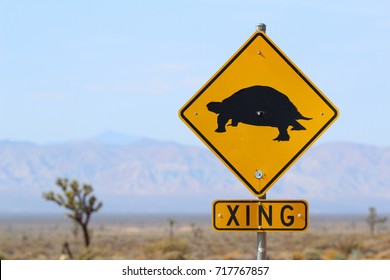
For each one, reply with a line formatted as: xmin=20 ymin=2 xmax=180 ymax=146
xmin=179 ymin=30 xmax=339 ymax=197
xmin=212 ymin=200 xmax=308 ymax=232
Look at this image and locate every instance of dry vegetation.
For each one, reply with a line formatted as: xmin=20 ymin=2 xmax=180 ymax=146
xmin=1 ymin=214 xmax=389 ymax=260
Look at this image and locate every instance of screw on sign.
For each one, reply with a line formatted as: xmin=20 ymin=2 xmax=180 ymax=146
xmin=254 ymin=170 xmax=263 ymax=179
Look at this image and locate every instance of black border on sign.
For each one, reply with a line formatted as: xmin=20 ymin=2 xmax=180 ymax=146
xmin=180 ymin=32 xmax=338 ymax=196
xmin=212 ymin=200 xmax=308 ymax=231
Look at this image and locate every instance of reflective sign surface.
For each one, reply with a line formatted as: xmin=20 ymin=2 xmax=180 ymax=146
xmin=179 ymin=31 xmax=338 ymax=197
xmin=212 ymin=200 xmax=308 ymax=232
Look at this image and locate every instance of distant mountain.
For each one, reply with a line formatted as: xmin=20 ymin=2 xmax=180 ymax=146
xmin=89 ymin=131 xmax=141 ymax=146
xmin=273 ymin=142 xmax=390 ymax=212
xmin=0 ymin=135 xmax=389 ymax=214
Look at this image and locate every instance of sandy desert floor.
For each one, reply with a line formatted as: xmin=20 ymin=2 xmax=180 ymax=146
xmin=1 ymin=213 xmax=389 ymax=260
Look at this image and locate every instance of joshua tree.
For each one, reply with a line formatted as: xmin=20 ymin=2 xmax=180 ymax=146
xmin=167 ymin=218 xmax=176 ymax=240
xmin=366 ymin=207 xmax=387 ymax=235
xmin=43 ymin=178 xmax=103 ymax=247
xmin=190 ymin=223 xmax=203 ymax=243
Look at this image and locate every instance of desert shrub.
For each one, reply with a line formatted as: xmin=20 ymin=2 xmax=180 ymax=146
xmin=334 ymin=237 xmax=361 ymax=257
xmin=374 ymin=249 xmax=390 ymax=260
xmin=0 ymin=252 xmax=7 ymax=260
xmin=77 ymin=248 xmax=101 ymax=260
xmin=163 ymin=250 xmax=186 ymax=260
xmin=349 ymin=248 xmax=362 ymax=260
xmin=145 ymin=239 xmax=189 ymax=260
xmin=323 ymin=249 xmax=346 ymax=260
xmin=222 ymin=251 xmax=241 ymax=260
xmin=292 ymin=251 xmax=304 ymax=260
xmin=22 ymin=234 xmax=28 ymax=241
xmin=305 ymin=250 xmax=322 ymax=260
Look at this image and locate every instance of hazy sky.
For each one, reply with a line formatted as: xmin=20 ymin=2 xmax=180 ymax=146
xmin=1 ymin=0 xmax=390 ymax=147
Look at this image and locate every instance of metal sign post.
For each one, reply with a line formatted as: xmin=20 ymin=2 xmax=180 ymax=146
xmin=257 ymin=194 xmax=267 ymax=260
xmin=256 ymin=23 xmax=267 ymax=261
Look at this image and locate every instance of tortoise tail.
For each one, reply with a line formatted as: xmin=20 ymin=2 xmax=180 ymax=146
xmin=298 ymin=114 xmax=312 ymax=120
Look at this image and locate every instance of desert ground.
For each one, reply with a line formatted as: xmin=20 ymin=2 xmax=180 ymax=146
xmin=1 ymin=213 xmax=389 ymax=260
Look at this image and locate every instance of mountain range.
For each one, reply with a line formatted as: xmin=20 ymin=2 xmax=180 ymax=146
xmin=0 ymin=132 xmax=389 ymax=214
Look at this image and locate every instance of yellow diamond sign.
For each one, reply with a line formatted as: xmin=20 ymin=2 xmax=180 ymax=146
xmin=179 ymin=31 xmax=339 ymax=197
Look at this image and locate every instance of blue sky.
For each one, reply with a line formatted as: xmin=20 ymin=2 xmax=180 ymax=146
xmin=1 ymin=0 xmax=390 ymax=146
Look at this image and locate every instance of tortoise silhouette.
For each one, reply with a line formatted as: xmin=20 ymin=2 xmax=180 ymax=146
xmin=207 ymin=85 xmax=311 ymax=141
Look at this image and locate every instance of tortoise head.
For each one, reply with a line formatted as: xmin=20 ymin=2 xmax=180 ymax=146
xmin=207 ymin=102 xmax=223 ymax=114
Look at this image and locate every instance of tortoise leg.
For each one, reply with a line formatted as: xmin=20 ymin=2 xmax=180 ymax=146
xmin=273 ymin=125 xmax=290 ymax=141
xmin=229 ymin=119 xmax=239 ymax=127
xmin=291 ymin=120 xmax=306 ymax=131
xmin=215 ymin=114 xmax=229 ymax=133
